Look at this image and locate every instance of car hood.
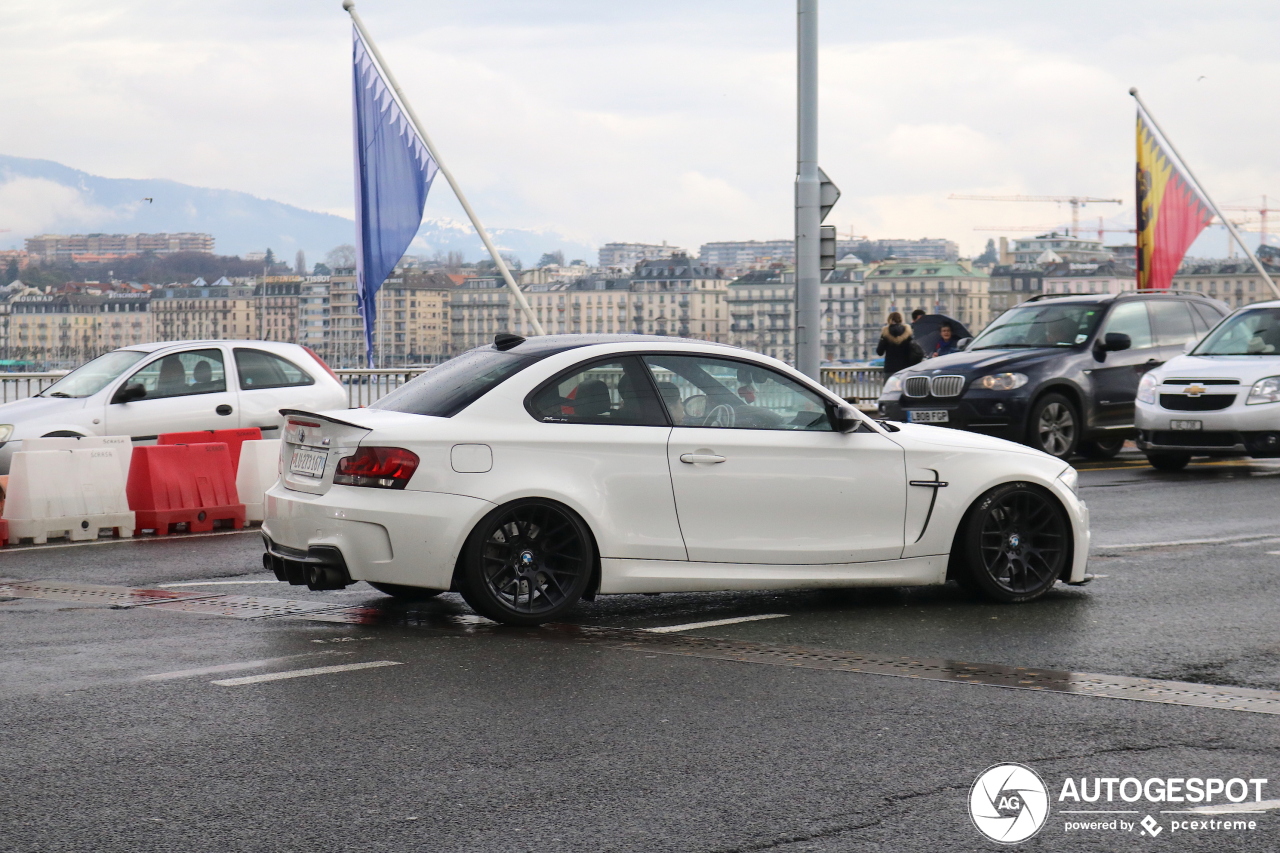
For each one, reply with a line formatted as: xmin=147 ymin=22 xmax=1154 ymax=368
xmin=1153 ymin=353 xmax=1280 ymax=382
xmin=897 ymin=346 xmax=1070 ymax=378
xmin=0 ymin=395 xmax=90 ymax=432
xmin=885 ymin=421 xmax=1052 ymax=459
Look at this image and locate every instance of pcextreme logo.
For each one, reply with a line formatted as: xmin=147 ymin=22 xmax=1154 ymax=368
xmin=968 ymin=763 xmax=1270 ymax=844
xmin=969 ymin=763 xmax=1050 ymax=844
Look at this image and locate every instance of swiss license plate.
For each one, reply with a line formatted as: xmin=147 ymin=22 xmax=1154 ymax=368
xmin=1170 ymin=420 xmax=1202 ymax=431
xmin=289 ymin=448 xmax=328 ymax=477
xmin=908 ymin=409 xmax=949 ymax=424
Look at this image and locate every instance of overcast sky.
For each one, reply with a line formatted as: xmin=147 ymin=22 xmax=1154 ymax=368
xmin=4 ymin=0 xmax=1280 ymax=256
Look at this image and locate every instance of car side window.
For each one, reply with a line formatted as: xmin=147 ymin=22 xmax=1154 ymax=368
xmin=1148 ymin=300 xmax=1197 ymax=347
xmin=643 ymin=354 xmax=834 ymax=431
xmin=234 ymin=348 xmax=315 ymax=390
xmin=1191 ymin=302 xmax=1225 ymax=331
xmin=1101 ymin=301 xmax=1154 ymax=349
xmin=526 ymin=357 xmax=667 ymax=426
xmin=122 ymin=349 xmax=226 ymax=400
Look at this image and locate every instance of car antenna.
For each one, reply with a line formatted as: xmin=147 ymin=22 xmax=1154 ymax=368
xmin=493 ymin=333 xmax=526 ymax=351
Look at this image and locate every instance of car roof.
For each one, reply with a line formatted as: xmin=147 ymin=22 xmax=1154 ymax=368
xmin=498 ymin=334 xmax=737 ymax=357
xmin=116 ymin=340 xmax=305 ymax=354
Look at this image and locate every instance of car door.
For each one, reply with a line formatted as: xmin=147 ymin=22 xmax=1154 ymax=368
xmin=1089 ymin=301 xmax=1158 ymax=427
xmin=646 ymin=353 xmax=907 ymax=564
xmin=232 ymin=347 xmax=325 ymax=436
xmin=522 ymin=355 xmax=686 ymax=561
xmin=104 ymin=347 xmax=239 ymax=439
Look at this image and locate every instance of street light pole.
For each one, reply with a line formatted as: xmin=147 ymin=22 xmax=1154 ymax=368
xmin=795 ymin=0 xmax=821 ymax=379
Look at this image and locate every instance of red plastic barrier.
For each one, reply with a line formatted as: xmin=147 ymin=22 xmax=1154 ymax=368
xmin=158 ymin=428 xmax=263 ymax=474
xmin=127 ymin=443 xmax=246 ymax=535
xmin=0 ymin=519 xmax=7 ymax=547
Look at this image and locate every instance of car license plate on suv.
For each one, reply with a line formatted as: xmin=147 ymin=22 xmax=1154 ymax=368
xmin=1170 ymin=420 xmax=1202 ymax=431
xmin=289 ymin=448 xmax=328 ymax=477
xmin=907 ymin=410 xmax=949 ymax=424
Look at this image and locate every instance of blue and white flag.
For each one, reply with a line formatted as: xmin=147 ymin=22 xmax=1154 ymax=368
xmin=352 ymin=25 xmax=438 ymax=366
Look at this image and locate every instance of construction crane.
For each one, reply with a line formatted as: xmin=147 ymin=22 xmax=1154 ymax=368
xmin=974 ymin=221 xmax=1136 ymax=242
xmin=948 ymin=194 xmax=1124 ymax=237
xmin=1219 ymin=196 xmax=1280 ymax=244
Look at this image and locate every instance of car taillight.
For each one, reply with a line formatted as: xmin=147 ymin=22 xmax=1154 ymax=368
xmin=333 ymin=447 xmax=419 ymax=489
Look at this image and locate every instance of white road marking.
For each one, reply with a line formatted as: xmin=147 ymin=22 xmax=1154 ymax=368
xmin=1268 ymin=551 xmax=1280 ymax=556
xmin=1 ymin=529 xmax=255 ymax=552
xmin=1233 ymin=538 xmax=1280 ymax=547
xmin=211 ymin=660 xmax=402 ymax=686
xmin=157 ymin=580 xmax=279 ymax=588
xmin=642 ymin=614 xmax=788 ymax=633
xmin=143 ymin=651 xmax=346 ymax=681
xmin=1173 ymin=799 xmax=1280 ymax=815
xmin=1097 ymin=533 xmax=1280 ymax=551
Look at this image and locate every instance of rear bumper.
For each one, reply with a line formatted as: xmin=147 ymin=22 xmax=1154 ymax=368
xmin=262 ymin=482 xmax=495 ymax=590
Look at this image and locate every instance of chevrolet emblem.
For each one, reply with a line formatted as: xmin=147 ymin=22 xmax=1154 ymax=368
xmin=1185 ymin=384 xmax=1208 ymax=397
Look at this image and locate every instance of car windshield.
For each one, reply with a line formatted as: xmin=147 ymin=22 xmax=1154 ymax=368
xmin=38 ymin=350 xmax=148 ymax=398
xmin=1192 ymin=307 xmax=1280 ymax=355
xmin=970 ymin=303 xmax=1103 ymax=350
xmin=371 ymin=348 xmax=542 ymax=417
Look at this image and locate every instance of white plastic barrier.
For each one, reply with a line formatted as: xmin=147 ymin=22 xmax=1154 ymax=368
xmin=21 ymin=435 xmax=133 ymax=481
xmin=235 ymin=439 xmax=281 ymax=524
xmin=3 ymin=447 xmax=135 ymax=544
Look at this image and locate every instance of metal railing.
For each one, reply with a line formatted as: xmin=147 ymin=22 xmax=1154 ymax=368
xmin=0 ymin=366 xmax=883 ymax=410
xmin=0 ymin=373 xmax=67 ymax=403
xmin=819 ymin=367 xmax=884 ymax=404
xmin=334 ymin=369 xmax=428 ymax=408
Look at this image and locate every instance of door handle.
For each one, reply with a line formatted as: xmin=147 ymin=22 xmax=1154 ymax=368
xmin=679 ymin=453 xmax=726 ymax=464
xmin=216 ymin=404 xmax=233 ymax=416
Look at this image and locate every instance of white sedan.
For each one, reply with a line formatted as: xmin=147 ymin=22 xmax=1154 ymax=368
xmin=1136 ymin=300 xmax=1280 ymax=469
xmin=263 ymin=335 xmax=1091 ymax=625
xmin=0 ymin=340 xmax=348 ymax=473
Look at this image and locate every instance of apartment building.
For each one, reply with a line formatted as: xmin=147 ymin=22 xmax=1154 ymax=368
xmin=7 ymin=291 xmax=152 ymax=364
xmin=1172 ymin=261 xmax=1280 ymax=309
xmin=597 ymin=242 xmax=686 ymax=270
xmin=727 ymin=266 xmax=870 ymax=364
xmin=24 ymin=232 xmax=215 ymax=262
xmin=1010 ymin=233 xmax=1112 ymax=264
xmin=323 ymin=270 xmax=456 ymax=367
xmin=863 ymin=260 xmax=990 ymax=336
xmin=150 ymin=281 xmax=260 ymax=341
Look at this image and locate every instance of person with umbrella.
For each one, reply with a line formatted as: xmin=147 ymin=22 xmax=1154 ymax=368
xmin=931 ymin=323 xmax=959 ymax=358
xmin=912 ymin=313 xmax=972 ymax=358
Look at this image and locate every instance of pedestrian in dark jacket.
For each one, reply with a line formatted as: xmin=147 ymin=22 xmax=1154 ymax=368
xmin=877 ymin=312 xmax=919 ymax=376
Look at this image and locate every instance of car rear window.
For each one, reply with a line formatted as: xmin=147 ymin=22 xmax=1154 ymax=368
xmin=371 ymin=348 xmax=542 ymax=417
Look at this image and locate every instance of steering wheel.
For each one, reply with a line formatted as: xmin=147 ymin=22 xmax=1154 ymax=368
xmin=703 ymin=403 xmax=736 ymax=428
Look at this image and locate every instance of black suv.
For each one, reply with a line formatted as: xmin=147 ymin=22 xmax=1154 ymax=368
xmin=877 ymin=291 xmax=1230 ymax=459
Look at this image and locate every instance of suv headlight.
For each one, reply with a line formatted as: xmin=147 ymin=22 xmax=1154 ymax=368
xmin=1137 ymin=371 xmax=1158 ymax=404
xmin=882 ymin=374 xmax=903 ymax=396
xmin=1247 ymin=376 xmax=1280 ymax=405
xmin=973 ymin=372 xmax=1028 ymax=391
xmin=1057 ymin=466 xmax=1079 ymax=497
xmin=0 ymin=424 xmax=13 ymax=443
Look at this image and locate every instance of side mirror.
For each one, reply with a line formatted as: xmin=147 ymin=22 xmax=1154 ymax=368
xmin=1103 ymin=332 xmax=1131 ymax=352
xmin=832 ymin=403 xmax=862 ymax=433
xmin=112 ymin=383 xmax=147 ymax=404
xmin=955 ymin=336 xmax=972 ymax=352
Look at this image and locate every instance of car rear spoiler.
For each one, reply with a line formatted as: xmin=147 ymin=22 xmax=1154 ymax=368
xmin=278 ymin=409 xmax=373 ymax=430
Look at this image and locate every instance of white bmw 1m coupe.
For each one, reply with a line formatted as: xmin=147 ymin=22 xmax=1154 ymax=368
xmin=263 ymin=334 xmax=1091 ymax=625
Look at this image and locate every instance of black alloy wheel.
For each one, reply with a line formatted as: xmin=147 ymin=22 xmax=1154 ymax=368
xmin=1146 ymin=452 xmax=1191 ymax=472
xmin=1078 ymin=436 xmax=1125 ymax=459
xmin=458 ymin=499 xmax=594 ymax=625
xmin=1026 ymin=393 xmax=1079 ymax=460
xmin=367 ymin=582 xmax=445 ymax=600
xmin=961 ymin=482 xmax=1070 ymax=603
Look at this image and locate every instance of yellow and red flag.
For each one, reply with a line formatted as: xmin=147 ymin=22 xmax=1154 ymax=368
xmin=1135 ymin=110 xmax=1214 ymax=289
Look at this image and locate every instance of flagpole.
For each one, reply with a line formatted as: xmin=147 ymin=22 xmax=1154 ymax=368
xmin=1130 ymin=88 xmax=1280 ymax=299
xmin=343 ymin=1 xmax=547 ymax=336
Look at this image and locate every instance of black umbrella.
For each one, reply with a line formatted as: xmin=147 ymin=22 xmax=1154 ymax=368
xmin=911 ymin=313 xmax=972 ymax=355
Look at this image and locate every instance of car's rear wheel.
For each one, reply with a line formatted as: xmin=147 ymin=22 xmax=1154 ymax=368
xmin=961 ymin=482 xmax=1070 ymax=603
xmin=457 ymin=499 xmax=594 ymax=626
xmin=1078 ymin=436 xmax=1125 ymax=459
xmin=1145 ymin=452 xmax=1191 ymax=471
xmin=1026 ymin=393 xmax=1079 ymax=460
xmin=367 ymin=582 xmax=444 ymax=600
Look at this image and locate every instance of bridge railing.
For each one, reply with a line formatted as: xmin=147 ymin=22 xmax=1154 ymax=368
xmin=0 ymin=366 xmax=884 ymax=410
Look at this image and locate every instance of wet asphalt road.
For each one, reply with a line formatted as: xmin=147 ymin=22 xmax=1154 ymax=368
xmin=1 ymin=452 xmax=1279 ymax=852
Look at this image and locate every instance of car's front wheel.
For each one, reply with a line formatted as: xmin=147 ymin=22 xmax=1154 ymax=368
xmin=1145 ymin=452 xmax=1191 ymax=471
xmin=457 ymin=499 xmax=595 ymax=626
xmin=960 ymin=482 xmax=1070 ymax=603
xmin=1026 ymin=393 xmax=1079 ymax=459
